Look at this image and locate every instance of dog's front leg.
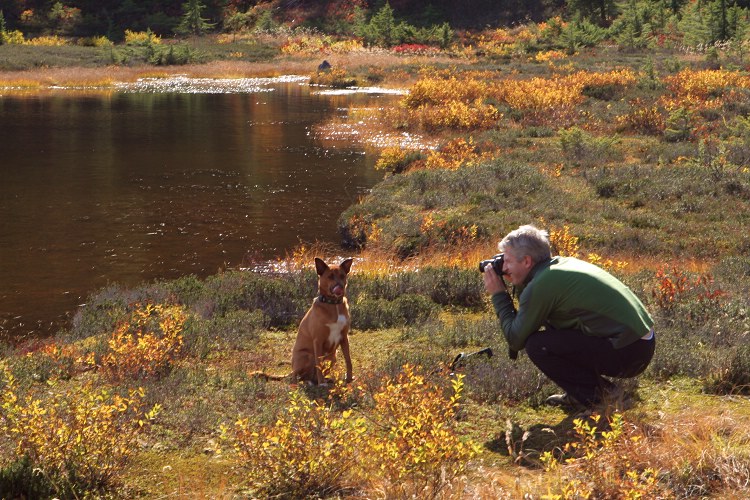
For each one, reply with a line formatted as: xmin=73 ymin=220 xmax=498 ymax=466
xmin=312 ymin=337 xmax=326 ymax=385
xmin=340 ymin=334 xmax=353 ymax=383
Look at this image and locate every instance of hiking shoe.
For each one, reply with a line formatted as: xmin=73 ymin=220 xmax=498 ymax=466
xmin=545 ymin=393 xmax=581 ymax=408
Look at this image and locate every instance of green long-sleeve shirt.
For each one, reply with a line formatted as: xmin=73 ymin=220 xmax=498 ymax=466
xmin=491 ymin=256 xmax=654 ymax=352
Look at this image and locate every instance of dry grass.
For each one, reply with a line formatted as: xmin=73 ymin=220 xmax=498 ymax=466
xmin=0 ymin=52 xmax=454 ymax=88
xmin=276 ymin=241 xmax=497 ymax=276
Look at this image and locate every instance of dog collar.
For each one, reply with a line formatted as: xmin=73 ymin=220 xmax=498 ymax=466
xmin=318 ymin=294 xmax=344 ymax=305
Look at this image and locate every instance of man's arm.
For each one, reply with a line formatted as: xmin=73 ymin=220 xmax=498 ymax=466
xmin=485 ymin=267 xmax=553 ymax=352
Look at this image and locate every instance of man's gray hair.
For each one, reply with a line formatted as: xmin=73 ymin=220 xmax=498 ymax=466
xmin=499 ymin=225 xmax=551 ymax=264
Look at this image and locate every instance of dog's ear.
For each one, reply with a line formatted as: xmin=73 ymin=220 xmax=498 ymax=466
xmin=340 ymin=258 xmax=353 ymax=274
xmin=314 ymin=257 xmax=329 ymax=276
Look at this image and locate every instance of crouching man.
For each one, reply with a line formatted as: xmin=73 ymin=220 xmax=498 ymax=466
xmin=482 ymin=224 xmax=655 ymax=409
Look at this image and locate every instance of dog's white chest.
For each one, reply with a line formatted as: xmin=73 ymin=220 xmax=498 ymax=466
xmin=326 ymin=314 xmax=348 ymax=345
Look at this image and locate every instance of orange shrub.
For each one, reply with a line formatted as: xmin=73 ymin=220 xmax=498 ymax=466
xmin=496 ymin=76 xmax=584 ymax=123
xmin=418 ymin=98 xmax=500 ymax=131
xmin=574 ymin=68 xmax=638 ymax=89
xmin=617 ymin=98 xmax=665 ymax=135
xmin=25 ymin=342 xmax=95 ymax=381
xmin=403 ymin=71 xmax=495 ymax=108
xmin=663 ymin=69 xmax=750 ymax=100
xmin=496 ymin=70 xmax=636 ymax=124
xmin=100 ymin=303 xmax=187 ymax=381
xmin=652 ymin=267 xmax=725 ymax=315
xmin=423 ymin=137 xmax=498 ymax=170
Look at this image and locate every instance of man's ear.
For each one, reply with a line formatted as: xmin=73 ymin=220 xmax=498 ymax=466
xmin=522 ymin=255 xmax=534 ymax=269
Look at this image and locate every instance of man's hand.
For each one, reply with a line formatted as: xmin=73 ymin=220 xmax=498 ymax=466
xmin=483 ymin=265 xmax=507 ymax=295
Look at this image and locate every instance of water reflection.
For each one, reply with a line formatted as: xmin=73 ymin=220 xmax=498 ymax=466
xmin=0 ymin=82 xmax=395 ymax=341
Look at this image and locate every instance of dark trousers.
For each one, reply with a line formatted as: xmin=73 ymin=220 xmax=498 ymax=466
xmin=524 ymin=329 xmax=655 ymax=406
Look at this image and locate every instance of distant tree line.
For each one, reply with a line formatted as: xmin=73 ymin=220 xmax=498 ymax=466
xmin=1 ymin=0 xmax=749 ymax=49
xmin=0 ymin=0 xmax=565 ymax=39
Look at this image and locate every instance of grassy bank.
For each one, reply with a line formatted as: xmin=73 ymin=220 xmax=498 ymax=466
xmin=3 ymin=32 xmax=750 ymax=497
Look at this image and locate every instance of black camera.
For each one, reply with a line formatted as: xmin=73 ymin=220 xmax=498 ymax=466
xmin=478 ymin=253 xmax=506 ymax=274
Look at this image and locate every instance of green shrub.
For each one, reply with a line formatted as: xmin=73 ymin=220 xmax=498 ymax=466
xmin=69 ymin=285 xmax=129 ymax=340
xmin=353 ymin=293 xmax=438 ymax=330
xmin=352 ymin=267 xmax=484 ymax=309
xmin=205 ymin=270 xmax=309 ymax=327
xmin=0 ymin=456 xmax=56 ymax=499
xmin=149 ymin=44 xmax=201 ymax=65
xmin=664 ymin=107 xmax=693 ymax=142
xmin=705 ymin=345 xmax=750 ymax=395
xmin=462 ymin=354 xmax=547 ymax=404
xmin=183 ymin=309 xmax=266 ymax=359
xmin=405 ymin=314 xmax=497 ymax=348
xmin=559 ymin=126 xmax=620 ymax=167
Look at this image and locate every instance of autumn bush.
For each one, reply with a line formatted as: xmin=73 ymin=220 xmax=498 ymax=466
xmin=539 ymin=413 xmax=665 ymax=498
xmin=0 ymin=368 xmax=158 ymax=497
xmin=10 ymin=341 xmax=94 ymax=383
xmin=100 ymin=302 xmax=187 ymax=381
xmin=309 ymin=67 xmax=358 ymax=88
xmin=223 ymin=365 xmax=479 ymax=499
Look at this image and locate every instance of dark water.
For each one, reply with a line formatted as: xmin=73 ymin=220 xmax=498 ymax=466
xmin=0 ymin=81 xmax=392 ymax=341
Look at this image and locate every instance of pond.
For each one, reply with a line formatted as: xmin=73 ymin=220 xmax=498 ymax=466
xmin=0 ymin=77 xmax=400 ymax=342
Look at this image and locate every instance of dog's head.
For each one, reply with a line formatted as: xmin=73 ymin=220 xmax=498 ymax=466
xmin=315 ymin=257 xmax=353 ymax=299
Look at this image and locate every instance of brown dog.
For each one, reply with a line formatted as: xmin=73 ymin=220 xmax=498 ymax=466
xmin=291 ymin=257 xmax=353 ymax=385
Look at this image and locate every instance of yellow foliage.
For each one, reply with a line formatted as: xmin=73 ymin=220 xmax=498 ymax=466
xmin=25 ymin=35 xmax=68 ymax=46
xmin=548 ymin=225 xmax=628 ymax=271
xmin=281 ymin=35 xmax=363 ymax=55
xmin=403 ymin=71 xmax=495 ymax=108
xmin=586 ymin=252 xmax=629 ymax=273
xmin=124 ymin=29 xmax=161 ymax=45
xmin=535 ymin=50 xmax=567 ymax=63
xmin=539 ymin=413 xmax=662 ymax=499
xmin=223 ymin=388 xmax=363 ymax=498
xmin=419 ymin=98 xmax=500 ymax=131
xmin=548 ymin=224 xmax=580 ymax=258
xmin=1 ymin=30 xmax=25 ymax=44
xmin=100 ymin=302 xmax=187 ymax=381
xmin=224 ymin=365 xmax=480 ymax=498
xmin=0 ymin=368 xmax=159 ymax=494
xmin=424 ymin=136 xmax=498 ymax=170
xmin=375 ymin=146 xmax=423 ymax=173
xmin=365 ymin=365 xmax=480 ymax=497
xmin=496 ymin=70 xmax=636 ymax=124
xmin=664 ymin=68 xmax=750 ymax=100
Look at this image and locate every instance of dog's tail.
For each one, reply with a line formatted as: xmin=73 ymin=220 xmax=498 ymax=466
xmin=249 ymin=370 xmax=292 ymax=382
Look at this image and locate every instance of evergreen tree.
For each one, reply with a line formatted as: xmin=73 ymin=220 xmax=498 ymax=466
xmin=175 ymin=0 xmax=214 ymax=36
xmin=709 ymin=0 xmax=730 ymax=41
xmin=358 ymin=2 xmax=403 ymax=47
xmin=566 ymin=0 xmax=618 ymax=26
xmin=0 ymin=10 xmax=6 ymax=45
xmin=614 ymin=0 xmax=650 ymax=49
xmin=679 ymin=0 xmax=712 ymax=46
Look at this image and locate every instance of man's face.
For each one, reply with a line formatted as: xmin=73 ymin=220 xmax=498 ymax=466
xmin=502 ymin=247 xmax=534 ymax=286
